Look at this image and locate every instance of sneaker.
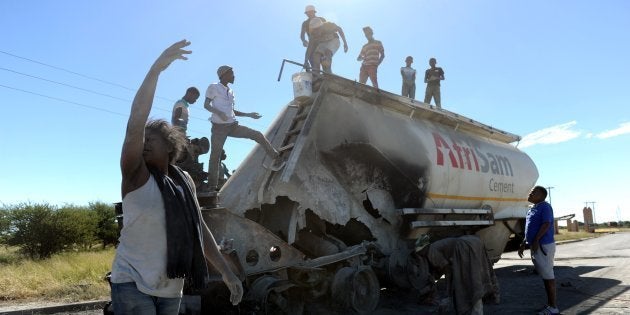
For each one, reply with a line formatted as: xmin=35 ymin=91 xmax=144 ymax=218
xmin=537 ymin=305 xmax=560 ymax=315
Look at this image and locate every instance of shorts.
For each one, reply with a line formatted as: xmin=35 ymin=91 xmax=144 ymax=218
xmin=531 ymin=242 xmax=556 ymax=280
xmin=314 ymin=37 xmax=340 ymax=56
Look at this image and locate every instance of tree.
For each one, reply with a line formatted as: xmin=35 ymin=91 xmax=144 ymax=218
xmin=90 ymin=202 xmax=119 ymax=247
xmin=7 ymin=203 xmax=64 ymax=259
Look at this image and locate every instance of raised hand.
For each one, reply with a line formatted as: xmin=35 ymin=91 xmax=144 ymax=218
xmin=150 ymin=39 xmax=192 ymax=73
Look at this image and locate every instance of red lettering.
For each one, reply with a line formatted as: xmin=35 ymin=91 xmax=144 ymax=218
xmin=433 ymin=133 xmax=458 ymax=167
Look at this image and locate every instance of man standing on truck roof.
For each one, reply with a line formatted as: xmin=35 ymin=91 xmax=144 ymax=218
xmin=518 ymin=186 xmax=560 ymax=315
xmin=204 ymin=65 xmax=282 ymax=192
xmin=423 ymin=57 xmax=445 ymax=108
xmin=305 ymin=17 xmax=348 ymax=76
xmin=357 ymin=26 xmax=385 ymax=89
xmin=171 ymin=87 xmax=200 ymax=134
xmin=401 ymin=56 xmax=416 ymax=99
xmin=300 ymin=5 xmax=326 ymax=70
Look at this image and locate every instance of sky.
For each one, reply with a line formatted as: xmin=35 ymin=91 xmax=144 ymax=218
xmin=1 ymin=0 xmax=628 ymax=223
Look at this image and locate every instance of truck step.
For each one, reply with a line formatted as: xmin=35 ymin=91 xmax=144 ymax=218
xmin=410 ymin=220 xmax=494 ymax=228
xmin=400 ymin=208 xmax=491 ymax=215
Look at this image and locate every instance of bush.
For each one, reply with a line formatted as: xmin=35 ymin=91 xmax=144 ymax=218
xmin=90 ymin=202 xmax=119 ymax=248
xmin=3 ymin=203 xmax=116 ymax=259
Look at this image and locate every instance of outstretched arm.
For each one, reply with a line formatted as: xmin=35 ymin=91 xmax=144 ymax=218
xmin=200 ymin=219 xmax=243 ymax=305
xmin=234 ymin=110 xmax=261 ymax=119
xmin=120 ymin=40 xmax=191 ymax=197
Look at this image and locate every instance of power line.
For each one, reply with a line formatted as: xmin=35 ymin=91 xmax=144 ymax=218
xmin=0 ymin=50 xmax=270 ymax=127
xmin=0 ymin=49 xmax=175 ymax=103
xmin=0 ymin=83 xmax=256 ymax=145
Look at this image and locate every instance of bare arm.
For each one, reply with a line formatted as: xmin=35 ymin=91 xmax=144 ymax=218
xmin=300 ymin=22 xmax=309 ymax=47
xmin=234 ymin=110 xmax=261 ymax=119
xmin=120 ymin=40 xmax=191 ymax=197
xmin=378 ymin=43 xmax=385 ymax=65
xmin=337 ymin=25 xmax=348 ymax=53
xmin=204 ymin=97 xmax=228 ymax=121
xmin=201 ymin=219 xmax=243 ymax=305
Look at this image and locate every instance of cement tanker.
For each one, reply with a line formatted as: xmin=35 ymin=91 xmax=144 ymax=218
xmin=191 ymin=73 xmax=538 ymax=314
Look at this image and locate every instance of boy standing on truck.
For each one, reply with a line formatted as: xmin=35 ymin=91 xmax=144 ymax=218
xmin=171 ymin=87 xmax=200 ymax=134
xmin=423 ymin=57 xmax=445 ymax=108
xmin=357 ymin=26 xmax=385 ymax=89
xmin=401 ymin=56 xmax=416 ymax=99
xmin=203 ymin=65 xmax=282 ymax=192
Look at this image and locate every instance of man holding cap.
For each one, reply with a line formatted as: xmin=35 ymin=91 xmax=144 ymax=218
xmin=300 ymin=5 xmax=326 ymax=69
xmin=203 ymin=65 xmax=281 ymax=192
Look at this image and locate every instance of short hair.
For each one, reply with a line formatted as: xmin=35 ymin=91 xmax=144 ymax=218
xmin=533 ymin=186 xmax=548 ymax=199
xmin=406 ymin=56 xmax=413 ymax=61
xmin=429 ymin=57 xmax=437 ymax=63
xmin=186 ymin=87 xmax=200 ymax=95
xmin=145 ymin=119 xmax=188 ymax=163
xmin=362 ymin=26 xmax=373 ymax=34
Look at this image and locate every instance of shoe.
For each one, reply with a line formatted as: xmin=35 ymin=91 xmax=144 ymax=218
xmin=537 ymin=305 xmax=559 ymax=315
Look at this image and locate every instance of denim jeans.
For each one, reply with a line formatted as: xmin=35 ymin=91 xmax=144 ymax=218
xmin=111 ymin=282 xmax=181 ymax=315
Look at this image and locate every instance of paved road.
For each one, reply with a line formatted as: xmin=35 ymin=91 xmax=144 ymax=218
xmin=4 ymin=233 xmax=629 ymax=314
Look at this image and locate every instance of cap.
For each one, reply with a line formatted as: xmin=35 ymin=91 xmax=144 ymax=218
xmin=304 ymin=5 xmax=316 ymax=13
xmin=309 ymin=17 xmax=324 ymax=30
xmin=217 ymin=65 xmax=233 ymax=78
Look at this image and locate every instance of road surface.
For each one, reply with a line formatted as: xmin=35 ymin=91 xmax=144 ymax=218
xmin=2 ymin=233 xmax=629 ymax=314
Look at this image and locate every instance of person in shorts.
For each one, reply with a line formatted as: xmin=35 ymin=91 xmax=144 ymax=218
xmin=519 ymin=186 xmax=559 ymax=315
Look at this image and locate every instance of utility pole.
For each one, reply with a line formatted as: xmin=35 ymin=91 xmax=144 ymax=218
xmin=546 ymin=186 xmax=554 ymax=204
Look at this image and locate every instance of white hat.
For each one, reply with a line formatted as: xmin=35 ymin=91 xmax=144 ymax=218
xmin=309 ymin=17 xmax=324 ymax=30
xmin=304 ymin=5 xmax=316 ymax=13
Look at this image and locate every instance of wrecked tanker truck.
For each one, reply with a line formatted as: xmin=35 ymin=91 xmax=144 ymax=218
xmin=186 ymin=73 xmax=538 ymax=314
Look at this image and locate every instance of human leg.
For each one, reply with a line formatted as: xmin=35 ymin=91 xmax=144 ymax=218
xmin=359 ymin=65 xmax=369 ymax=84
xmin=155 ymin=297 xmax=183 ymax=315
xmin=229 ymin=124 xmax=278 ymax=158
xmin=424 ymin=85 xmax=432 ymax=104
xmin=409 ymin=83 xmax=416 ymax=99
xmin=368 ymin=66 xmax=379 ymax=89
xmin=402 ymin=82 xmax=413 ymax=98
xmin=207 ymin=123 xmax=232 ymax=190
xmin=434 ymin=86 xmax=442 ymax=108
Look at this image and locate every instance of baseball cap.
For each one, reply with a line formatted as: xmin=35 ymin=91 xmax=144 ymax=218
xmin=217 ymin=65 xmax=233 ymax=78
xmin=305 ymin=5 xmax=316 ymax=13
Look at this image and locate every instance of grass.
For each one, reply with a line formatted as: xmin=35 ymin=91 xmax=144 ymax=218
xmin=555 ymin=227 xmax=628 ymax=242
xmin=0 ymin=247 xmax=114 ymax=303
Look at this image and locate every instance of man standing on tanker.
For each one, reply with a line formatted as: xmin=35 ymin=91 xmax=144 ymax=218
xmin=112 ymin=40 xmax=242 ymax=314
xmin=171 ymin=87 xmax=200 ymax=134
xmin=518 ymin=186 xmax=560 ymax=315
xmin=204 ymin=65 xmax=281 ymax=192
xmin=300 ymin=4 xmax=326 ymax=69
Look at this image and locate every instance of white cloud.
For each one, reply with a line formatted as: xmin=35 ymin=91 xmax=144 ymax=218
xmin=595 ymin=122 xmax=630 ymax=139
xmin=519 ymin=121 xmax=582 ymax=148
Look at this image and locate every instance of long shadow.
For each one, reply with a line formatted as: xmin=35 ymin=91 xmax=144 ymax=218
xmin=484 ymin=264 xmax=626 ymax=315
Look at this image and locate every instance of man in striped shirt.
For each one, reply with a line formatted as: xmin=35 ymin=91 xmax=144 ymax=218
xmin=357 ymin=26 xmax=385 ymax=89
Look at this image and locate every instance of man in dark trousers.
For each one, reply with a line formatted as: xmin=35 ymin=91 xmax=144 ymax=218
xmin=518 ymin=186 xmax=559 ymax=315
xmin=423 ymin=57 xmax=445 ymax=108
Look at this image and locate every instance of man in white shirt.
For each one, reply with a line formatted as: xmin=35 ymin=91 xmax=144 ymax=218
xmin=204 ymin=65 xmax=280 ymax=192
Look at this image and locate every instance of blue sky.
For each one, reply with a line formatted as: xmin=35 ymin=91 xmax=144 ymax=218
xmin=1 ymin=0 xmax=628 ymax=223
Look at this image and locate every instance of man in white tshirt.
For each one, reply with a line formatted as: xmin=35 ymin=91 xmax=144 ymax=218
xmin=204 ymin=65 xmax=280 ymax=191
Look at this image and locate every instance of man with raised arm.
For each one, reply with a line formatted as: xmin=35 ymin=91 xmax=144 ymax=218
xmin=112 ymin=40 xmax=243 ymax=314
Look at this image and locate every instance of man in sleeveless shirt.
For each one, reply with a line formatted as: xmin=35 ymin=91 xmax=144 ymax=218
xmin=113 ymin=40 xmax=243 ymax=314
